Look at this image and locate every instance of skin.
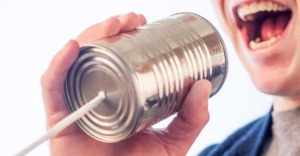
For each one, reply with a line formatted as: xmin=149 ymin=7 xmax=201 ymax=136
xmin=213 ymin=0 xmax=300 ymax=111
xmin=41 ymin=12 xmax=212 ymax=156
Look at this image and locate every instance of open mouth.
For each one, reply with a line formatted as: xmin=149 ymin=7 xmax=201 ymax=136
xmin=234 ymin=1 xmax=292 ymax=50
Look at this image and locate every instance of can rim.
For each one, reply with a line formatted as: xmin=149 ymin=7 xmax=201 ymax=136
xmin=64 ymin=44 xmax=144 ymax=142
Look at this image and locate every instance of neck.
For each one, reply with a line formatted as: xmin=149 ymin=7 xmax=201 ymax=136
xmin=273 ymin=96 xmax=300 ymax=112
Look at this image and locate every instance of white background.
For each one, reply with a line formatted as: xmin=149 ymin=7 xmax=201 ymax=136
xmin=0 ymin=0 xmax=271 ymax=155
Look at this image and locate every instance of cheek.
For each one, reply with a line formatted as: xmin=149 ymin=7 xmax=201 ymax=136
xmin=288 ymin=8 xmax=300 ymax=80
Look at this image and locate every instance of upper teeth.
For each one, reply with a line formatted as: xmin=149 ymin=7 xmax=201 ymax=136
xmin=237 ymin=1 xmax=290 ymax=21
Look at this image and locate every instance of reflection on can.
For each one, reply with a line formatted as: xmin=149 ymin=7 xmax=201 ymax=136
xmin=64 ymin=12 xmax=228 ymax=143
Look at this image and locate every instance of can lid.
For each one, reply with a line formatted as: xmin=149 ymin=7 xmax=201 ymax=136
xmin=64 ymin=45 xmax=140 ymax=142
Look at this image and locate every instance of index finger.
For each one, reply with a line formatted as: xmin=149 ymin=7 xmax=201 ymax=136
xmin=76 ymin=12 xmax=147 ymax=46
xmin=41 ymin=40 xmax=79 ymax=117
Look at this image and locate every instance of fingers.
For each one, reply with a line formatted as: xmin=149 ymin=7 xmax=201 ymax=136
xmin=76 ymin=17 xmax=121 ymax=45
xmin=76 ymin=12 xmax=147 ymax=45
xmin=163 ymin=80 xmax=212 ymax=154
xmin=119 ymin=12 xmax=147 ymax=31
xmin=41 ymin=40 xmax=80 ymax=121
xmin=119 ymin=12 xmax=140 ymax=32
xmin=137 ymin=14 xmax=147 ymax=26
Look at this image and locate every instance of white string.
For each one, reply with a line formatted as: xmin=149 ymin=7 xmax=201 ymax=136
xmin=15 ymin=91 xmax=106 ymax=156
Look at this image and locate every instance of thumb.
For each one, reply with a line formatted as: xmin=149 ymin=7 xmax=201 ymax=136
xmin=163 ymin=80 xmax=211 ymax=154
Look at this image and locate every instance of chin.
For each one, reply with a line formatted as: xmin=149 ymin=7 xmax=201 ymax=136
xmin=250 ymin=70 xmax=298 ymax=96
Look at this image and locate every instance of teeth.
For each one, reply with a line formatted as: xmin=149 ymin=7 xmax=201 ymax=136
xmin=255 ymin=37 xmax=261 ymax=43
xmin=237 ymin=1 xmax=290 ymax=21
xmin=250 ymin=36 xmax=280 ymax=50
xmin=245 ymin=15 xmax=255 ymax=21
xmin=266 ymin=1 xmax=273 ymax=11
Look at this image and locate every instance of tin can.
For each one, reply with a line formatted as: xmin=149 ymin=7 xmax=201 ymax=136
xmin=64 ymin=12 xmax=228 ymax=143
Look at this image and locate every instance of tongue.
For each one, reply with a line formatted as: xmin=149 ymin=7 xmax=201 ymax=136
xmin=261 ymin=13 xmax=290 ymax=41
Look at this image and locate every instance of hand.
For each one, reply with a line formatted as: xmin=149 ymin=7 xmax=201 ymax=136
xmin=41 ymin=12 xmax=212 ymax=156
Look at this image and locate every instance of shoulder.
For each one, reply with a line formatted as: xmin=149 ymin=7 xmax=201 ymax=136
xmin=199 ymin=110 xmax=272 ymax=156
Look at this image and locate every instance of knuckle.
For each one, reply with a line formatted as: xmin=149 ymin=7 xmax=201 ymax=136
xmin=120 ymin=12 xmax=139 ymax=24
xmin=77 ymin=17 xmax=122 ymax=44
xmin=104 ymin=16 xmax=120 ymax=26
xmin=138 ymin=14 xmax=147 ymax=25
xmin=40 ymin=72 xmax=49 ymax=88
xmin=50 ymin=54 xmax=60 ymax=66
xmin=40 ymin=72 xmax=56 ymax=91
xmin=124 ymin=12 xmax=138 ymax=18
xmin=105 ymin=17 xmax=121 ymax=31
xmin=202 ymin=111 xmax=210 ymax=124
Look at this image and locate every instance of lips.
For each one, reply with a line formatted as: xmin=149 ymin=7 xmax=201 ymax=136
xmin=233 ymin=1 xmax=292 ymax=50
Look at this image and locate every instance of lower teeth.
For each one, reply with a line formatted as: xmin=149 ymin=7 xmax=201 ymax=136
xmin=250 ymin=36 xmax=280 ymax=50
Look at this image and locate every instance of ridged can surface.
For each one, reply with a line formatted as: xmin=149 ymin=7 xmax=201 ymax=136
xmin=64 ymin=12 xmax=228 ymax=143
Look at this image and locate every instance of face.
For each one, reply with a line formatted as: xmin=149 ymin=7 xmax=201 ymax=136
xmin=213 ymin=0 xmax=300 ymax=97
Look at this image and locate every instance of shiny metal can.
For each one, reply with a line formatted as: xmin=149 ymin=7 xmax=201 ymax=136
xmin=64 ymin=12 xmax=228 ymax=143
